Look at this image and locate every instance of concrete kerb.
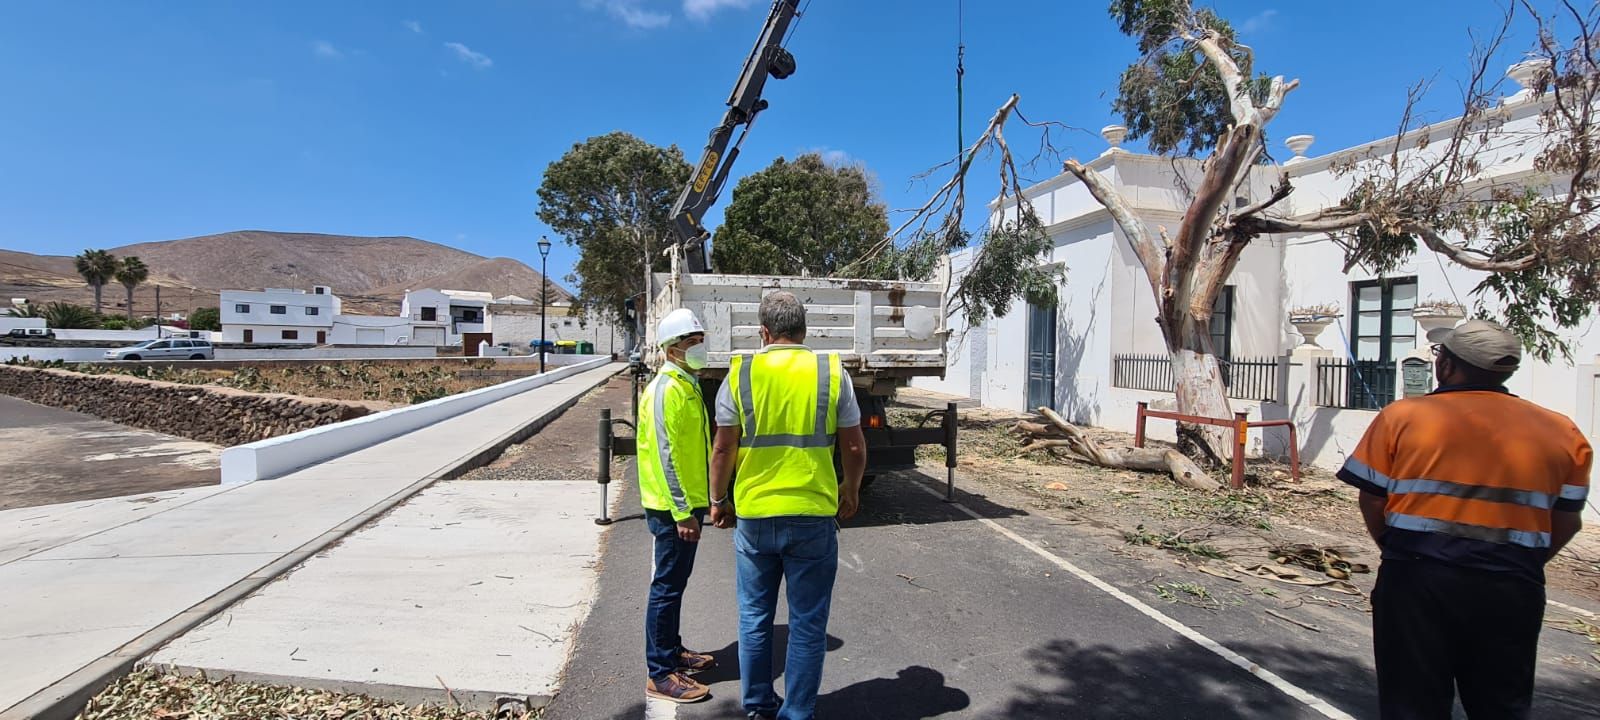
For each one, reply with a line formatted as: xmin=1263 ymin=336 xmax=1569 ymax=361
xmin=0 ymin=364 xmax=623 ymax=720
xmin=221 ymin=357 xmax=610 ymax=484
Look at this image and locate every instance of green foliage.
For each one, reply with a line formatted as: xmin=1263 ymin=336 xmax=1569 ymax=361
xmin=536 ymin=132 xmax=691 ymax=322
xmin=38 ymin=302 xmax=100 ymax=329
xmin=74 ymin=249 xmax=118 ymax=315
xmin=1108 ymin=0 xmax=1270 ymax=157
xmin=189 ymin=307 xmax=221 ymax=332
xmin=712 ymin=154 xmax=892 ymax=277
xmin=100 ymin=316 xmax=128 ymax=330
xmin=946 ymin=211 xmax=1065 ymax=326
xmin=115 ymin=256 xmax=150 ymax=320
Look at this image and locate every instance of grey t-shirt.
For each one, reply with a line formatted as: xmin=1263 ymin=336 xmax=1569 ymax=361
xmin=715 ymin=346 xmax=861 ymax=429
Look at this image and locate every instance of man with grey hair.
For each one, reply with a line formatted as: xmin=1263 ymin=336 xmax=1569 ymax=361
xmin=709 ymin=290 xmax=867 ymax=720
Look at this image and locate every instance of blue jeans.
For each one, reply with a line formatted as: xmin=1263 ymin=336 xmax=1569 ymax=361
xmin=646 ymin=508 xmax=704 ymax=681
xmin=735 ymin=516 xmax=839 ymax=720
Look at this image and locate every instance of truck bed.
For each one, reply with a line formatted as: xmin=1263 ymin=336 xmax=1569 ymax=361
xmin=647 ymin=273 xmax=947 ymax=383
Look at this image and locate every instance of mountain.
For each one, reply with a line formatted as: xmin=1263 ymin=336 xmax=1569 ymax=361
xmin=0 ymin=231 xmax=569 ymax=316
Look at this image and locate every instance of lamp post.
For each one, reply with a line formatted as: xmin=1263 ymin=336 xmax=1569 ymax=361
xmin=537 ymin=235 xmax=552 ymax=374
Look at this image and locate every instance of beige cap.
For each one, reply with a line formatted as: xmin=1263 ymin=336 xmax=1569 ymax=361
xmin=1426 ymin=319 xmax=1521 ymax=372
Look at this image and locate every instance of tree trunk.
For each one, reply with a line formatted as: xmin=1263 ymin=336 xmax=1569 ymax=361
xmin=1021 ymin=407 xmax=1220 ymax=491
xmin=92 ymin=283 xmax=103 ymax=316
xmin=125 ymin=285 xmax=135 ymax=320
xmin=1167 ymin=315 xmax=1236 ymax=464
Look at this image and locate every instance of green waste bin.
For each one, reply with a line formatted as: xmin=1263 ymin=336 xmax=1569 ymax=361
xmin=577 ymin=341 xmax=595 ymax=355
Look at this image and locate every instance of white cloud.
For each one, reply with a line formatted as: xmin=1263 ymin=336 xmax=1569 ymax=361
xmin=684 ymin=0 xmax=754 ymax=21
xmin=807 ymin=147 xmax=855 ymax=166
xmin=404 ymin=20 xmax=424 ymax=34
xmin=582 ymin=0 xmax=672 ymax=29
xmin=1239 ymin=9 xmax=1278 ymax=34
xmin=312 ymin=40 xmax=343 ymax=59
xmin=444 ymin=42 xmax=493 ymax=69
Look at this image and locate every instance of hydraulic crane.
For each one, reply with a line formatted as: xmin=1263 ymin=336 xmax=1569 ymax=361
xmin=667 ymin=0 xmax=801 ymax=273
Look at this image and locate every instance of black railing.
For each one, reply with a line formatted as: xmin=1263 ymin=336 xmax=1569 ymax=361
xmin=1316 ymin=358 xmax=1397 ymax=410
xmin=1112 ymin=354 xmax=1174 ymax=393
xmin=1223 ymin=356 xmax=1279 ymax=402
xmin=1112 ymin=354 xmax=1279 ymax=402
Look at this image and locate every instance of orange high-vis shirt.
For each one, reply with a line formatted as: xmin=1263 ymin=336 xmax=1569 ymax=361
xmin=1338 ymin=387 xmax=1592 ymax=582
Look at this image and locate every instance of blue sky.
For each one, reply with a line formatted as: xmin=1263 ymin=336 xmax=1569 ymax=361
xmin=0 ymin=1 xmax=1537 ymax=289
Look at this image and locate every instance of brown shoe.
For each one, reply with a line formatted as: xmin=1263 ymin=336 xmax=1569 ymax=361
xmin=676 ymin=649 xmax=717 ymax=674
xmin=646 ymin=672 xmax=710 ymax=704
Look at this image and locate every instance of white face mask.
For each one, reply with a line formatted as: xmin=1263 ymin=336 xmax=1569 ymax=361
xmin=683 ymin=343 xmax=709 ymax=370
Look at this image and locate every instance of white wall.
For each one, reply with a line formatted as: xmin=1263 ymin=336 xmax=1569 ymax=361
xmin=329 ymin=315 xmax=415 ymax=346
xmin=53 ymin=328 xmax=161 ymax=342
xmin=0 ymin=317 xmax=46 ymax=333
xmin=219 ymin=324 xmax=322 ymax=344
xmin=213 ymin=346 xmax=436 ymax=360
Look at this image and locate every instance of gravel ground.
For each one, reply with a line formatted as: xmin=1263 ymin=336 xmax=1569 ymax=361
xmin=459 ymin=375 xmax=637 ymax=483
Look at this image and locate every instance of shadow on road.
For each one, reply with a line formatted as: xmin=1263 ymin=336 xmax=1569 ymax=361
xmin=814 ymin=666 xmax=970 ymax=719
xmin=842 ymin=470 xmax=1028 ymax=530
xmin=1000 ymin=638 xmax=1600 ymax=719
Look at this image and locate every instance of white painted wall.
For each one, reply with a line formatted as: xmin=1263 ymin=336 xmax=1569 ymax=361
xmin=221 ymin=289 xmax=339 ymax=344
xmin=328 ymin=315 xmax=415 ymax=346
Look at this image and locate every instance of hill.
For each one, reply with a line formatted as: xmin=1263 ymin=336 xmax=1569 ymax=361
xmin=0 ymin=231 xmax=568 ymax=316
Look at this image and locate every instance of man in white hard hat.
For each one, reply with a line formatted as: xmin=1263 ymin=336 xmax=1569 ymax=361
xmin=638 ymin=308 xmax=718 ymax=704
xmin=1339 ymin=319 xmax=1590 ymax=718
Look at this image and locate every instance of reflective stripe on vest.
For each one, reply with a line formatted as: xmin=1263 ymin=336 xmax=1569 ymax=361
xmin=728 ymin=347 xmax=842 ymax=518
xmin=637 ymin=363 xmax=709 ymax=518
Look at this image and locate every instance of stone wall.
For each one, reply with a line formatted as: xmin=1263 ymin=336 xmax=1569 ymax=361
xmin=0 ymin=365 xmax=376 ymax=446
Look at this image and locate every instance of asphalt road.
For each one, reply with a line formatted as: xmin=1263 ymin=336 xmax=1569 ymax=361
xmin=541 ymin=459 xmax=1600 ymax=720
xmin=0 ymin=395 xmax=219 ymax=510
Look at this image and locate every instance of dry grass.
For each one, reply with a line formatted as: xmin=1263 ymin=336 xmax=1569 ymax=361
xmin=78 ymin=668 xmax=524 ymax=720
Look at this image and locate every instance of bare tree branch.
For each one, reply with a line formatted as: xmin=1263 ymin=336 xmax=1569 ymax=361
xmin=1063 ymin=158 xmax=1164 ymax=290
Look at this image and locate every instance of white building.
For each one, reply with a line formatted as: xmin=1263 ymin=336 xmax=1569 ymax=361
xmin=917 ymin=64 xmax=1599 ymax=502
xmin=220 ymin=286 xmax=339 ymax=344
xmin=486 ymin=301 xmax=624 ymax=353
xmin=400 ymin=289 xmax=494 ymax=347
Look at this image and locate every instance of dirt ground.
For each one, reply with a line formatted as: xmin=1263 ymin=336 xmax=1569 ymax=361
xmin=899 ymin=406 xmax=1600 ymax=609
xmin=461 ymin=374 xmax=637 ymax=483
xmin=11 ymin=359 xmax=520 ymax=405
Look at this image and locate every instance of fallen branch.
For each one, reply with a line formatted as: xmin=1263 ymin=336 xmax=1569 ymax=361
xmin=1018 ymin=407 xmax=1221 ymax=492
xmin=1265 ymin=608 xmax=1323 ymax=633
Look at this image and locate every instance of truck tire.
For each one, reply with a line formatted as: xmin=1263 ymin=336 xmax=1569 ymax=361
xmin=862 ymin=474 xmax=876 ymax=488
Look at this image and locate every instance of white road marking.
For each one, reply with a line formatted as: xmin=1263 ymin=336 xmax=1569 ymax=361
xmin=913 ymin=481 xmax=1357 ymax=720
xmin=643 ymin=697 xmax=679 ymax=720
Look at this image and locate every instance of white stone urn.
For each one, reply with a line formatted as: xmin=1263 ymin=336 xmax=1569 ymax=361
xmin=1506 ymin=59 xmax=1552 ymax=103
xmin=1412 ymin=305 xmax=1466 ymax=335
xmin=1100 ymin=124 xmax=1128 ymax=155
xmin=1284 ymin=134 xmax=1315 ymax=165
xmin=1290 ymin=316 xmax=1335 ymax=348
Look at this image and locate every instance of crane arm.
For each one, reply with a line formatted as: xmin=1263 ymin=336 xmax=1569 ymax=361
xmin=669 ymin=0 xmax=801 ymax=273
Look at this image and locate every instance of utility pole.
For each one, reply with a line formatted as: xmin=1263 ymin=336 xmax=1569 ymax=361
xmin=154 ymin=286 xmax=162 ymax=338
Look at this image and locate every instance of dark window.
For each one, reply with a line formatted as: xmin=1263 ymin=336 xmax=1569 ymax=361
xmin=270 ymin=305 xmax=287 ymax=315
xmin=243 ymin=329 xmax=253 ymax=343
xmin=420 ymin=307 xmax=437 ymax=321
xmin=305 ymin=307 xmax=319 ymax=316
xmin=282 ymin=330 xmax=299 ymax=340
xmin=1209 ymin=287 xmax=1234 ymax=360
xmin=314 ymin=287 xmax=326 ymax=295
xmin=1350 ymin=278 xmax=1418 ymax=362
xmin=234 ymin=304 xmax=249 ymax=313
xmin=1344 ymin=277 xmax=1418 ymax=409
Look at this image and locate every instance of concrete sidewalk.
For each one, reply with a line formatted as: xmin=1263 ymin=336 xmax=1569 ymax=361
xmin=0 ymin=362 xmax=622 ymax=719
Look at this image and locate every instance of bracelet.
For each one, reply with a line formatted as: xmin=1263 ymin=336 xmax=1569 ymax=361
xmin=710 ymin=496 xmax=730 ymax=507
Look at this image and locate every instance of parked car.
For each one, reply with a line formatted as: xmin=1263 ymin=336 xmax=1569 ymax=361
xmin=6 ymin=327 xmax=55 ymax=339
xmin=103 ymin=338 xmax=214 ymax=361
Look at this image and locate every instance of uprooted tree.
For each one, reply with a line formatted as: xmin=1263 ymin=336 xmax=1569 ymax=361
xmin=1060 ymin=0 xmax=1600 ymax=463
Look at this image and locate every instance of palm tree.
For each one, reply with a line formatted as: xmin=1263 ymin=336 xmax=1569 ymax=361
xmin=39 ymin=302 xmax=100 ymax=329
xmin=115 ymin=256 xmax=150 ymax=320
xmin=74 ymin=249 xmax=118 ymax=316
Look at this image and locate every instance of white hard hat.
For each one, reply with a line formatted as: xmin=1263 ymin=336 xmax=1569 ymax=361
xmin=657 ymin=308 xmax=705 ymax=347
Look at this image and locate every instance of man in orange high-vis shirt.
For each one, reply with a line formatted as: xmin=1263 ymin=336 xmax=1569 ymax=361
xmin=1340 ymin=319 xmax=1592 ymax=719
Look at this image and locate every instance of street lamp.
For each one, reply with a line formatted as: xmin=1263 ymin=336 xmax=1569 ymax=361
xmin=537 ymin=235 xmax=552 ymax=374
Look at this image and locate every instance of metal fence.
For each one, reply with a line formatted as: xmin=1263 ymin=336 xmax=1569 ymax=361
xmin=1315 ymin=358 xmax=1397 ymax=410
xmin=1111 ymin=354 xmax=1279 ymax=402
xmin=1112 ymin=354 xmax=1174 ymax=393
xmin=1223 ymin=356 xmax=1280 ymax=402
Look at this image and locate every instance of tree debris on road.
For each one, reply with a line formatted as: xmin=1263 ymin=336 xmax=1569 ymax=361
xmin=78 ymin=668 xmax=503 ymax=720
xmin=1015 ymin=407 xmax=1221 ymax=492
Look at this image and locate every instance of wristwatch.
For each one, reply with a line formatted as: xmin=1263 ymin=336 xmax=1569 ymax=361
xmin=710 ymin=495 xmax=731 ymax=508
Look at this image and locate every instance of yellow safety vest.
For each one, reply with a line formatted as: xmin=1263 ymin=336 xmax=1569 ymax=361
xmin=638 ymin=362 xmax=710 ymax=521
xmin=727 ymin=346 xmax=843 ymax=518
